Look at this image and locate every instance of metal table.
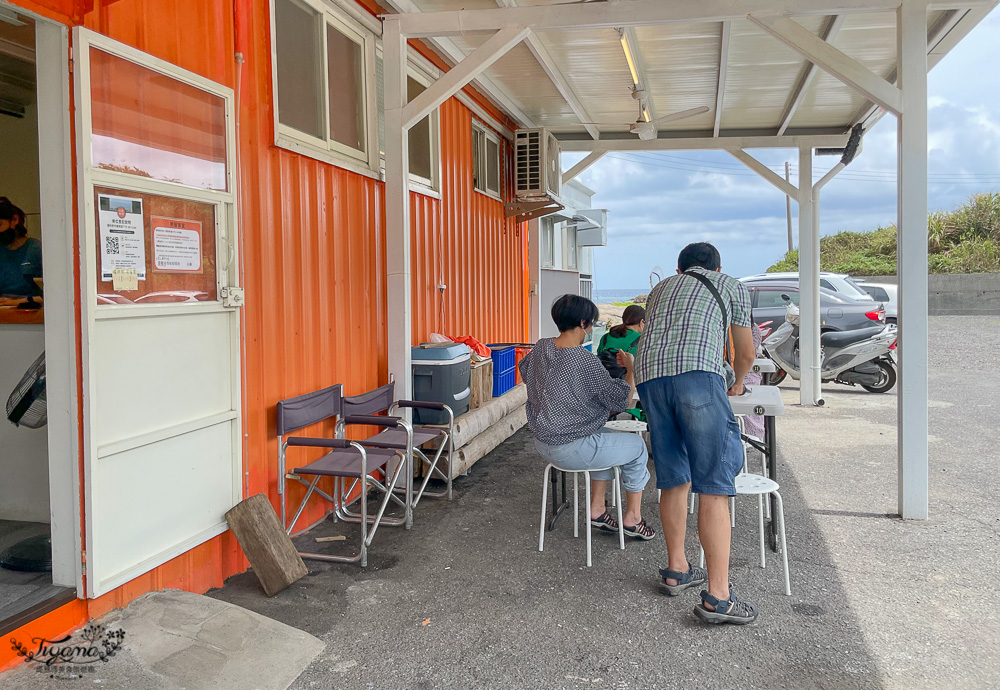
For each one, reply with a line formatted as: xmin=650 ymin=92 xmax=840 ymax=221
xmin=729 ymin=385 xmax=785 ymax=551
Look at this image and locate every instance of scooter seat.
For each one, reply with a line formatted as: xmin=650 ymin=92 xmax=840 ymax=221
xmin=820 ymin=326 xmax=885 ymax=348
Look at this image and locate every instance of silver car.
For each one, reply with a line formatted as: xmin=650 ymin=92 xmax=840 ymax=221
xmin=742 ymin=280 xmax=886 ymax=337
xmin=741 ymin=271 xmax=873 ymax=301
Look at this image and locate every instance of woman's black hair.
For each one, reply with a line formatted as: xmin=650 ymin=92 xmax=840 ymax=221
xmin=551 ymin=293 xmax=600 ymax=333
xmin=677 ymin=242 xmax=721 ymax=272
xmin=609 ymin=304 xmax=645 ymax=338
xmin=0 ymin=198 xmax=28 ymax=238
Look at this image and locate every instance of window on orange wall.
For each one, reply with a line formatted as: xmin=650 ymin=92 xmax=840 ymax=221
xmin=89 ymin=47 xmax=228 ymax=191
xmin=472 ymin=120 xmax=501 ymax=200
xmin=272 ymin=0 xmax=375 ymax=170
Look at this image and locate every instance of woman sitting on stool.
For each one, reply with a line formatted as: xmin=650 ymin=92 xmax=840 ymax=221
xmin=518 ymin=294 xmax=656 ymax=540
xmin=597 ymin=304 xmax=645 ymax=357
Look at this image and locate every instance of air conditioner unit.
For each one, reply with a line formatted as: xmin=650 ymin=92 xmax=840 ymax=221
xmin=506 ymin=128 xmax=564 ymax=222
xmin=514 ymin=128 xmax=561 ymax=200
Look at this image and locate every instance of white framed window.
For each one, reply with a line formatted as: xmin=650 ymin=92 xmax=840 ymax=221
xmin=540 ymin=218 xmax=554 ymax=269
xmin=271 ymin=0 xmax=377 ymax=174
xmin=374 ymin=51 xmax=441 ymax=193
xmin=564 ymin=223 xmax=578 ymax=270
xmin=472 ymin=120 xmax=502 ymax=199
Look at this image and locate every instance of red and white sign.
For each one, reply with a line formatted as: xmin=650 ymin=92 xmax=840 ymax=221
xmin=152 ymin=217 xmax=202 ymax=273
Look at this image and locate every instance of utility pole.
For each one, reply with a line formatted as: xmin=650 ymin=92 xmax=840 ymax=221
xmin=785 ymin=161 xmax=793 ymax=253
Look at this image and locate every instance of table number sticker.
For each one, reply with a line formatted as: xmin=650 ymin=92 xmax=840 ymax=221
xmin=753 ymin=405 xmax=765 ymax=415
xmin=152 ymin=217 xmax=203 ymax=273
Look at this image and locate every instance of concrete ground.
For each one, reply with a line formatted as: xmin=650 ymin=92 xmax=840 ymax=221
xmin=208 ymin=316 xmax=999 ymax=689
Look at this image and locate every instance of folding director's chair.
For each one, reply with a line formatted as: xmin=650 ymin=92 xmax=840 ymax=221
xmin=277 ymin=384 xmax=413 ymax=566
xmin=344 ymin=381 xmax=455 ymax=514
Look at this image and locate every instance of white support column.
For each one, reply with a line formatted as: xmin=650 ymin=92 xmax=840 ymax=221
xmin=527 ymin=218 xmax=541 ymax=342
xmin=384 ymin=19 xmax=412 ymax=401
xmin=897 ymin=0 xmax=930 ymax=520
xmin=797 ymin=145 xmax=821 ymax=407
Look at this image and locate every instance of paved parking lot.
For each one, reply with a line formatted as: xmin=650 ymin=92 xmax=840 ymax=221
xmin=208 ymin=316 xmax=999 ymax=689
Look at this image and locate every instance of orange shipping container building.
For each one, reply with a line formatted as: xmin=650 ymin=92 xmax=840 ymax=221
xmin=0 ymin=0 xmax=527 ymax=670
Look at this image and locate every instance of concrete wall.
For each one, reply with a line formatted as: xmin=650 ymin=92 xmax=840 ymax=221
xmin=858 ymin=274 xmax=1000 ymax=316
xmin=0 ymin=323 xmax=50 ymax=523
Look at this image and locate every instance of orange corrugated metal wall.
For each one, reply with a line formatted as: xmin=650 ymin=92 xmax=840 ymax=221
xmin=6 ymin=0 xmax=524 ymax=620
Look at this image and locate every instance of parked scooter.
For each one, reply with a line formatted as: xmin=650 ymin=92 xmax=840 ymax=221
xmin=762 ymin=295 xmax=897 ymax=394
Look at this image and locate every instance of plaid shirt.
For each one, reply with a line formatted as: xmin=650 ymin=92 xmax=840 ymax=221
xmin=635 ymin=267 xmax=753 ymax=384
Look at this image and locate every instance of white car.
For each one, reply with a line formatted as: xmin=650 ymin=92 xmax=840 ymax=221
xmin=856 ymin=282 xmax=898 ymax=324
xmin=740 ymin=271 xmax=872 ymax=301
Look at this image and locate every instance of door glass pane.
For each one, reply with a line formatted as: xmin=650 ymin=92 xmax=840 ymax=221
xmin=94 ymin=186 xmax=218 ymax=306
xmin=407 ymin=76 xmax=432 ymax=181
xmin=275 ymin=0 xmax=324 ymax=140
xmin=486 ymin=137 xmax=500 ymax=194
xmin=90 ymin=49 xmax=228 ymax=190
xmin=327 ymin=23 xmax=365 ymax=154
xmin=756 ymin=290 xmax=798 ymax=308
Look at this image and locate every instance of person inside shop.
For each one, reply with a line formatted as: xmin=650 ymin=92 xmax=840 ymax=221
xmin=596 ymin=304 xmax=645 ymax=356
xmin=518 ymin=294 xmax=656 ymax=540
xmin=0 ymin=198 xmax=42 ymax=298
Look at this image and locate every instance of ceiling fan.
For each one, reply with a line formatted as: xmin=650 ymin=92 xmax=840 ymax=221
xmin=581 ymin=88 xmax=710 ymax=140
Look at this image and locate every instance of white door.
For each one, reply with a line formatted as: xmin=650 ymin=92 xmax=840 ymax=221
xmin=74 ymin=29 xmax=242 ymax=597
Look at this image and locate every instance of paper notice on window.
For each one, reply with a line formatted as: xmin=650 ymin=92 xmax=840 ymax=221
xmin=152 ymin=217 xmax=203 ymax=273
xmin=98 ymin=194 xmax=146 ymax=281
xmin=111 ymin=268 xmax=138 ymax=291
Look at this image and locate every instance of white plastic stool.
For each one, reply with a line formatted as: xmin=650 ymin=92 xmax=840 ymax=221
xmin=699 ymin=473 xmax=790 ymax=595
xmin=539 ymin=464 xmax=625 ymax=567
xmin=602 ymin=419 xmax=647 ymax=509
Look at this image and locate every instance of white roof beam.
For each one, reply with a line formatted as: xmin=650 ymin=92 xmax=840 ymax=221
xmin=379 ymin=0 xmax=537 ymax=129
xmin=749 ymin=14 xmax=902 ymax=115
xmin=850 ymin=6 xmax=991 ymax=130
xmin=776 ymin=14 xmax=845 ymax=135
xmin=727 ymin=148 xmax=799 ymax=197
xmin=713 ymin=21 xmax=732 ymax=137
xmin=561 ymin=133 xmax=850 ymax=152
xmin=401 ymin=25 xmax=530 ymax=129
xmin=389 ymin=1 xmax=992 ymax=38
xmin=562 ymin=151 xmax=607 ymax=185
xmin=497 ymin=0 xmax=600 ymax=139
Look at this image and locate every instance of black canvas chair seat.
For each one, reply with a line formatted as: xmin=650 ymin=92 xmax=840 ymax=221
xmin=294 ymin=446 xmax=397 ymax=478
xmin=364 ymin=426 xmax=444 ymax=449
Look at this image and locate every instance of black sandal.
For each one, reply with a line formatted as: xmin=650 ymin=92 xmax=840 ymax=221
xmin=694 ymin=590 xmax=759 ymax=625
xmin=589 ymin=511 xmax=619 ymax=532
xmin=623 ymin=519 xmax=656 ymax=541
xmin=657 ymin=565 xmax=707 ymax=596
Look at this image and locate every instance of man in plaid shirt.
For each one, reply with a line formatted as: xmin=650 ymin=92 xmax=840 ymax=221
xmin=635 ymin=243 xmax=758 ymax=625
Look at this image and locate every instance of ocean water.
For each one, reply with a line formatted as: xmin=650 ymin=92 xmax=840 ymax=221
xmin=593 ymin=288 xmax=648 ymax=304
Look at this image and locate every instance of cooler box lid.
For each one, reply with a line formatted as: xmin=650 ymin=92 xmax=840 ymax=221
xmin=412 ymin=342 xmax=471 ymax=362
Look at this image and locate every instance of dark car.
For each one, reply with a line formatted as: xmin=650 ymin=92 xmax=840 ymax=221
xmin=742 ymin=280 xmax=885 ymax=337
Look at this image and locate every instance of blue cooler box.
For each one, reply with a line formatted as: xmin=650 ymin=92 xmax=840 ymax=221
xmin=411 ymin=343 xmax=471 ymax=424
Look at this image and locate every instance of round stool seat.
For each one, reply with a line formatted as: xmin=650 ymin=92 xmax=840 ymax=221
xmin=735 ymin=473 xmax=779 ymax=495
xmin=603 ymin=420 xmax=648 ymax=433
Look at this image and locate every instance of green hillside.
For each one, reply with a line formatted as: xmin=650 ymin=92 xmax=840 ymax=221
xmin=768 ymin=192 xmax=1000 ymax=275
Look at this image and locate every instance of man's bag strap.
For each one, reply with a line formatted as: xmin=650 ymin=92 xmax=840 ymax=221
xmin=684 ymin=269 xmax=734 ymax=362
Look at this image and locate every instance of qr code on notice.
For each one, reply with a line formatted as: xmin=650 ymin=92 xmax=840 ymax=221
xmin=105 ymin=235 xmax=120 ymax=255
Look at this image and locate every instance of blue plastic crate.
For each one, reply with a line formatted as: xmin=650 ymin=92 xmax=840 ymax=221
xmin=492 ymin=365 xmax=516 ymax=398
xmin=488 ymin=345 xmax=516 ymax=373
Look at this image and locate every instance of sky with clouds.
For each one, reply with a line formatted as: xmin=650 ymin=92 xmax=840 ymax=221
xmin=568 ymin=8 xmax=1000 ymax=291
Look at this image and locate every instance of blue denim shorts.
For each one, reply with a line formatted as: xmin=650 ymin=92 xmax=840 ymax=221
xmin=638 ymin=371 xmax=743 ymax=496
xmin=534 ymin=431 xmax=650 ymax=493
